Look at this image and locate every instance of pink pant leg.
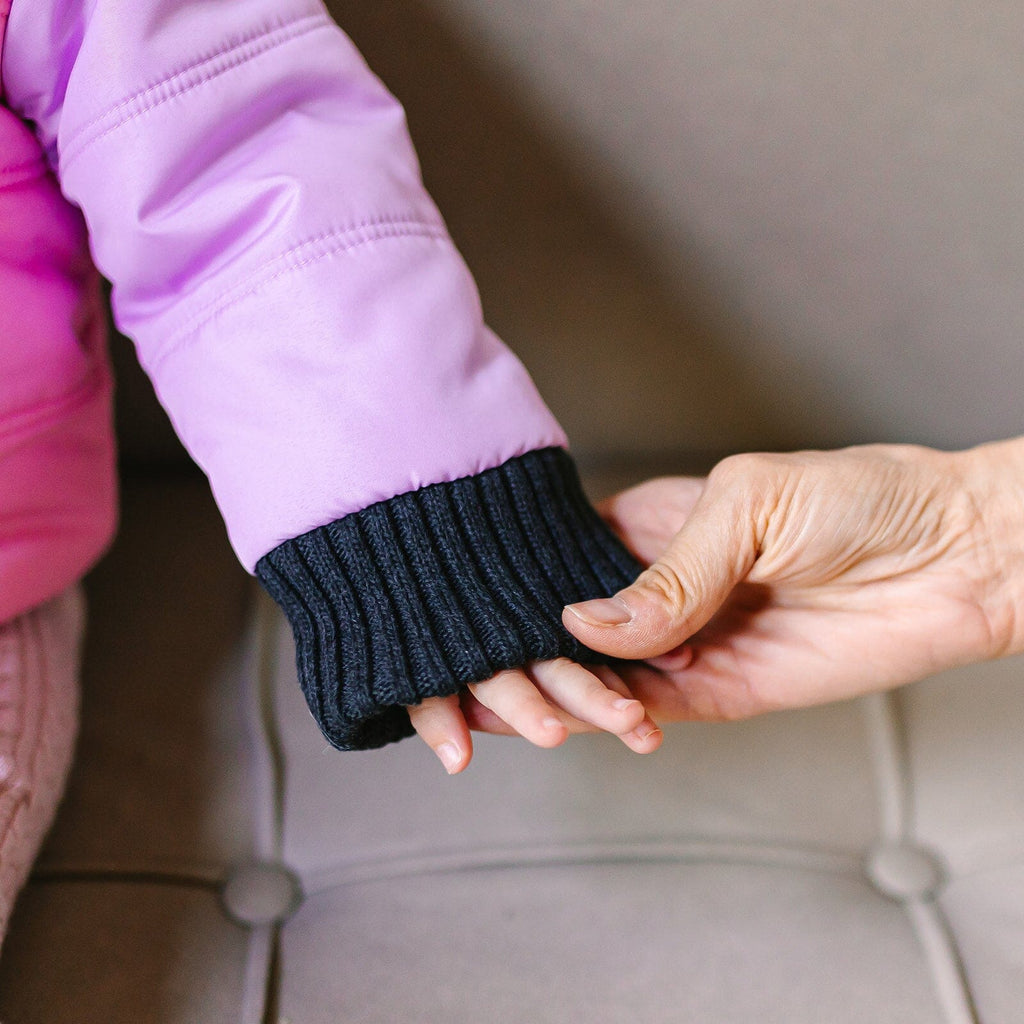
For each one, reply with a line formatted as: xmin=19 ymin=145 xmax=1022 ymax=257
xmin=0 ymin=585 xmax=83 ymax=948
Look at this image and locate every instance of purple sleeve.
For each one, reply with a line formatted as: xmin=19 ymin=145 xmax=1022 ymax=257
xmin=2 ymin=0 xmax=566 ymax=571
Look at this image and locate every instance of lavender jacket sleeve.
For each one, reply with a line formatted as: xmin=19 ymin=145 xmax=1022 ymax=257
xmin=2 ymin=0 xmax=641 ymax=749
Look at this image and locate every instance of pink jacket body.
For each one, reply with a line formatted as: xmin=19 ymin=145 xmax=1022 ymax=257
xmin=0 ymin=0 xmax=564 ymax=623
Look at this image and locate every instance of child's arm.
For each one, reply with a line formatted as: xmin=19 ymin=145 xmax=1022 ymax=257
xmin=2 ymin=0 xmax=656 ymax=760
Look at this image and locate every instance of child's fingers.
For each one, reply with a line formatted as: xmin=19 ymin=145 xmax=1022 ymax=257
xmin=528 ymin=658 xmax=646 ymax=735
xmin=459 ymin=686 xmax=597 ymax=736
xmin=458 ymin=690 xmax=519 ymax=735
xmin=468 ymin=669 xmax=571 ymax=749
xmin=408 ymin=695 xmax=473 ymax=774
xmin=591 ymin=665 xmax=664 ymax=754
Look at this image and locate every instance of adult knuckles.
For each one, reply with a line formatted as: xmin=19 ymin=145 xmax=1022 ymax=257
xmin=710 ymin=451 xmax=789 ymax=484
xmin=633 ymin=559 xmax=690 ymax=619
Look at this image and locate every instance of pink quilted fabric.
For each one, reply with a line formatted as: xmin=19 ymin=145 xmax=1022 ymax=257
xmin=0 ymin=1 xmax=118 ymax=622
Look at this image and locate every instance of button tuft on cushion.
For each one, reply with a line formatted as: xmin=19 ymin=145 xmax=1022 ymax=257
xmin=221 ymin=862 xmax=303 ymax=926
xmin=865 ymin=842 xmax=945 ymax=901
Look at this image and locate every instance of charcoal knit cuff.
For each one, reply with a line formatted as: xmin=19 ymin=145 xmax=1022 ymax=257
xmin=255 ymin=448 xmax=643 ymax=751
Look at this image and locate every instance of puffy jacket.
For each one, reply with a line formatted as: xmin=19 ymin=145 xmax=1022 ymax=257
xmin=0 ymin=0 xmax=640 ymax=749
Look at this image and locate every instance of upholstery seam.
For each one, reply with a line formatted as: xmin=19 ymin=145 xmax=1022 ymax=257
xmin=301 ymin=838 xmax=866 ymax=892
xmin=60 ymin=11 xmax=330 ymax=171
xmin=147 ymin=217 xmax=450 ymax=371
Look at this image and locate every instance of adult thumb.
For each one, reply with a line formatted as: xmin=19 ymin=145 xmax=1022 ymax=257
xmin=563 ymin=474 xmax=760 ymax=660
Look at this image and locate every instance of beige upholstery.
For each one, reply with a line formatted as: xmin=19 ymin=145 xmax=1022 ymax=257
xmin=4 ymin=0 xmax=1024 ymax=1019
xmin=1 ymin=477 xmax=1022 ymax=1022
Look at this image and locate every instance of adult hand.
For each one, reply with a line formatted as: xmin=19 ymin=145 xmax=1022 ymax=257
xmin=563 ymin=441 xmax=1024 ymax=720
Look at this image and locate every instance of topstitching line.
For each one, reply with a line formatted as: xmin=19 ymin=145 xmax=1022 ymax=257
xmin=60 ymin=12 xmax=330 ymax=169
xmin=147 ymin=218 xmax=449 ymax=371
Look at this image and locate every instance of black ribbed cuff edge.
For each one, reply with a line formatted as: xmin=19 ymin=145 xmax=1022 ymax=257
xmin=256 ymin=448 xmax=643 ymax=751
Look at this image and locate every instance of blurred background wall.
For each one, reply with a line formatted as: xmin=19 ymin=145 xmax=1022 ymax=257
xmin=115 ymin=0 xmax=1024 ymax=477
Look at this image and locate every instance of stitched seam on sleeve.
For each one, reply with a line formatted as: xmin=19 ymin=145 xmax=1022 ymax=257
xmin=60 ymin=11 xmax=331 ymax=171
xmin=147 ymin=216 xmax=451 ymax=372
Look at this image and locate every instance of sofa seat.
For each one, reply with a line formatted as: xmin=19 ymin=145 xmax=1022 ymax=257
xmin=0 ymin=476 xmax=1022 ymax=1023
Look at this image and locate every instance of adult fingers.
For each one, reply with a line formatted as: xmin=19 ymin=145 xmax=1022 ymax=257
xmin=563 ymin=455 xmax=770 ymax=659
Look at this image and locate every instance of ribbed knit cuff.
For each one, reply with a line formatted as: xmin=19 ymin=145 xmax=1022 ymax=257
xmin=255 ymin=448 xmax=643 ymax=751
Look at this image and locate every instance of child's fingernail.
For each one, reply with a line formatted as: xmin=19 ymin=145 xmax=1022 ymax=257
xmin=613 ymin=697 xmax=642 ymax=713
xmin=543 ymin=717 xmax=565 ymax=733
xmin=436 ymin=743 xmax=462 ymax=774
xmin=565 ymin=597 xmax=633 ymax=626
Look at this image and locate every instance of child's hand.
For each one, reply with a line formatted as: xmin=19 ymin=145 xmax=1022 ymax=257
xmin=408 ymin=660 xmax=663 ymax=774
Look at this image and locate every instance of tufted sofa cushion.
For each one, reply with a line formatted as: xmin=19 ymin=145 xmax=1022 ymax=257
xmin=0 ymin=476 xmax=1021 ymax=1023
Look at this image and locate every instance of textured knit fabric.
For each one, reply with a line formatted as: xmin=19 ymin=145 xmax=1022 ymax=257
xmin=0 ymin=586 xmax=82 ymax=949
xmin=257 ymin=449 xmax=643 ymax=750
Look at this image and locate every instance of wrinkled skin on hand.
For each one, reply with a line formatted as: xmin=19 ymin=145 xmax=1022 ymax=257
xmin=564 ymin=441 xmax=1024 ymax=722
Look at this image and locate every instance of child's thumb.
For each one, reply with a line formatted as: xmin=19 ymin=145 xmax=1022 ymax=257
xmin=562 ymin=488 xmax=758 ymax=660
